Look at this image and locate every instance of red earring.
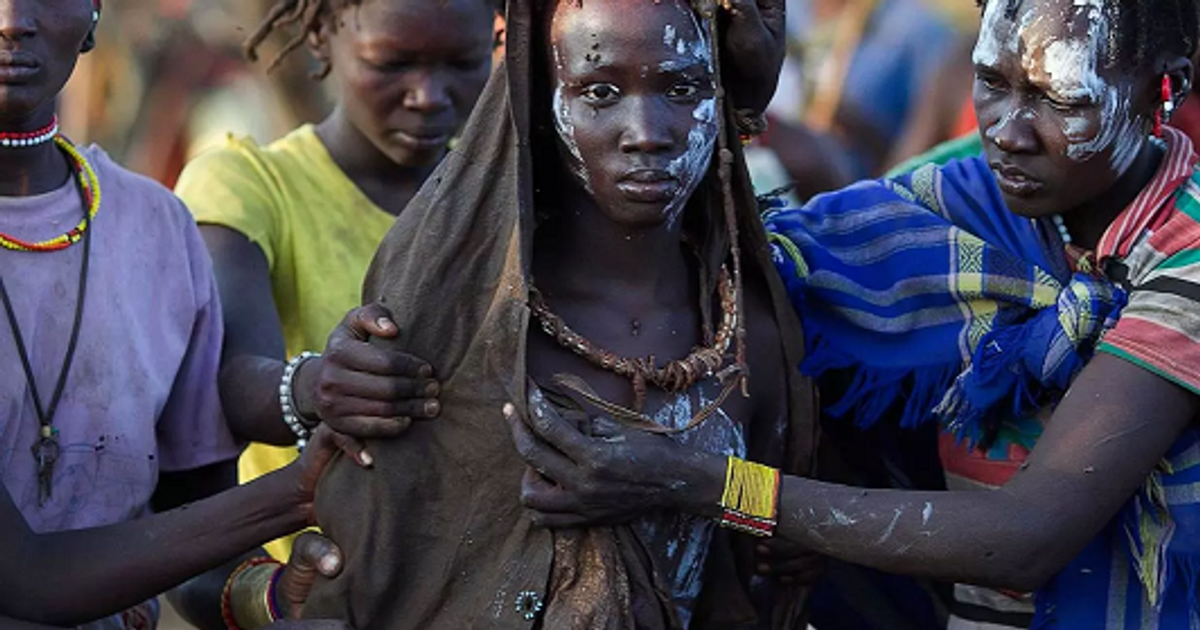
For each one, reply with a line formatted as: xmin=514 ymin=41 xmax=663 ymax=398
xmin=1157 ymin=74 xmax=1174 ymax=137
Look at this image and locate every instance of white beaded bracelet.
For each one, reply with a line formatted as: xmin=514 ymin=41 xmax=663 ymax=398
xmin=280 ymin=351 xmax=321 ymax=450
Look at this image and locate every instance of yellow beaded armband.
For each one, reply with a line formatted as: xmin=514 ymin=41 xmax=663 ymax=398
xmin=718 ymin=456 xmax=780 ymax=537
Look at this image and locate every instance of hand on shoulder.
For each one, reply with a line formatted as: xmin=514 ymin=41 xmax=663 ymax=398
xmin=295 ymin=303 xmax=442 ymax=440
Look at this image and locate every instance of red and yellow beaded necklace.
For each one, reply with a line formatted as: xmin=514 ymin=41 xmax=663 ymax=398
xmin=0 ymin=135 xmax=101 ymax=252
xmin=0 ymin=133 xmax=98 ymax=504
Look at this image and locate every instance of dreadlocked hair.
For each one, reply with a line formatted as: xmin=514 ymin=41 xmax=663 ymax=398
xmin=244 ymin=0 xmax=360 ymax=78
xmin=974 ymin=0 xmax=1200 ymax=70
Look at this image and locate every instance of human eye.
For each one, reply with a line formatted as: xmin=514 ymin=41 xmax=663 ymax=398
xmin=667 ymin=81 xmax=703 ymax=101
xmin=580 ymin=83 xmax=621 ymax=106
xmin=364 ymin=56 xmax=412 ymax=72
xmin=975 ymin=68 xmax=1006 ymax=92
xmin=1042 ymin=93 xmax=1089 ymax=113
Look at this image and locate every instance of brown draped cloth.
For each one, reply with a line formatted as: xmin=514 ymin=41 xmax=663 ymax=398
xmin=301 ymin=0 xmax=818 ymax=627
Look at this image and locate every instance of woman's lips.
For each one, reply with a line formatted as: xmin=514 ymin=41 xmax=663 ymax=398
xmin=392 ymin=129 xmax=453 ymax=151
xmin=617 ymin=169 xmax=678 ymax=203
xmin=0 ymin=51 xmax=39 ymax=84
xmin=990 ymin=162 xmax=1044 ymax=197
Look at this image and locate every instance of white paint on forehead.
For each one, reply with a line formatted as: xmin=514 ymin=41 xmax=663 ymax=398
xmin=972 ymin=0 xmax=1016 ymax=68
xmin=1035 ymin=1 xmax=1108 ymax=102
xmin=664 ymin=1 xmax=714 ymax=72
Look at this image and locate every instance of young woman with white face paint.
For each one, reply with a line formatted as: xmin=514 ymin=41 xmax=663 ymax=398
xmin=523 ymin=5 xmax=803 ymax=625
xmin=510 ymin=0 xmax=1200 ymax=627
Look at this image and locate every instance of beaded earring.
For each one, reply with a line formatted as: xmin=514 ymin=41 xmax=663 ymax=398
xmin=1155 ymin=74 xmax=1174 ymax=138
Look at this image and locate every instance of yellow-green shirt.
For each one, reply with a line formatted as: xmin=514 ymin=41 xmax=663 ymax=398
xmin=176 ymin=125 xmax=395 ymax=559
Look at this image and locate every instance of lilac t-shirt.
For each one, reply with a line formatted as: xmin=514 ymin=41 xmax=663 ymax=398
xmin=0 ymin=146 xmax=239 ymax=535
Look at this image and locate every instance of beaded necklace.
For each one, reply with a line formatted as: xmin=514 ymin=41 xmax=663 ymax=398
xmin=0 ymin=136 xmax=101 ymax=252
xmin=0 ymin=116 xmax=59 ymax=149
xmin=528 ymin=265 xmax=741 ymax=430
xmin=1051 ymin=214 xmax=1072 ymax=245
xmin=0 ymin=135 xmax=97 ymax=504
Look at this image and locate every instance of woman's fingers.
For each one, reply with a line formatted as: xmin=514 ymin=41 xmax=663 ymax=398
xmin=277 ymin=533 xmax=345 ymax=619
xmin=345 ymin=302 xmax=400 ymax=340
xmin=519 ymin=467 xmax=582 ymax=514
xmin=507 ymin=403 xmax=584 ymax=487
xmin=521 ymin=388 xmax=595 ymax=462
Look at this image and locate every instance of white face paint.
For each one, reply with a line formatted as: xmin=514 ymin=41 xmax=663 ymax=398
xmin=549 ymin=0 xmax=717 ymax=228
xmin=664 ymin=98 xmax=716 ymax=227
xmin=974 ymin=0 xmax=1144 ymax=172
xmin=661 ymin=7 xmax=717 ymax=227
xmin=551 ymin=43 xmax=591 ymax=193
xmin=971 ymin=0 xmax=1016 ymax=69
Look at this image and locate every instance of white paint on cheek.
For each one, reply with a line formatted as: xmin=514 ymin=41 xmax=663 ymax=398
xmin=663 ymin=98 xmax=716 ymax=227
xmin=664 ymin=24 xmax=676 ymax=48
xmin=1062 ymin=82 xmax=1141 ymax=169
xmin=1063 ymin=115 xmax=1091 ymax=136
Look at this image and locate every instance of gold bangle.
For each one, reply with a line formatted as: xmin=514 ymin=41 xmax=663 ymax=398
xmin=230 ymin=562 xmax=283 ymax=629
xmin=718 ymin=456 xmax=780 ymax=537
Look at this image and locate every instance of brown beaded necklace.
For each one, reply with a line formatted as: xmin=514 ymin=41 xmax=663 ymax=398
xmin=528 ymin=265 xmax=741 ymax=428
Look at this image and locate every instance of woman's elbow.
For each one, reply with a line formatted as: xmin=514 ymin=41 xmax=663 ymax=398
xmin=982 ymin=534 xmax=1073 ymax=592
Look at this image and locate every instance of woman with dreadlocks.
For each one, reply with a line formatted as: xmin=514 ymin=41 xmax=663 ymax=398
xmin=173 ymin=0 xmax=498 ymax=564
xmin=511 ymin=0 xmax=1200 ymax=627
xmin=166 ymin=0 xmax=503 ymax=627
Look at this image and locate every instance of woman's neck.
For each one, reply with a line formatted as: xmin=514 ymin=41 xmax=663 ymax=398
xmin=533 ymin=185 xmax=693 ymax=306
xmin=1062 ymin=139 xmax=1164 ymax=250
xmin=314 ymin=108 xmax=439 ymax=216
xmin=0 ymin=142 xmax=69 ymax=198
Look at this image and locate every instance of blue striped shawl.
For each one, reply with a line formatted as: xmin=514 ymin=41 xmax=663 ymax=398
xmin=765 ymin=156 xmax=1200 ymax=628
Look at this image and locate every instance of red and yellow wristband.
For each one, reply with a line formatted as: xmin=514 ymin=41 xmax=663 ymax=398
xmin=718 ymin=456 xmax=781 ymax=537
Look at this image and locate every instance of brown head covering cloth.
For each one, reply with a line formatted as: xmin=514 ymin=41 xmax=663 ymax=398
xmin=301 ymin=0 xmax=818 ymax=627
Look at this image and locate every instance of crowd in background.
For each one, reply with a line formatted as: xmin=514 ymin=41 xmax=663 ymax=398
xmin=60 ymin=0 xmax=972 ymax=193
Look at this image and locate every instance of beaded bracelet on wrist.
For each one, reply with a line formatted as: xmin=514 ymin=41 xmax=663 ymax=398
xmin=279 ymin=351 xmax=321 ymax=450
xmin=718 ymin=456 xmax=781 ymax=537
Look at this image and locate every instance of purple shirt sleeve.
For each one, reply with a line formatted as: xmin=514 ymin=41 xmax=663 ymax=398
xmin=155 ymin=199 xmax=242 ymax=472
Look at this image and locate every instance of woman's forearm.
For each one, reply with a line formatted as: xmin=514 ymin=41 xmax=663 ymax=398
xmin=0 ymin=467 xmax=308 ymax=626
xmin=220 ymin=354 xmax=319 ymax=446
xmin=676 ymin=453 xmax=1069 ymax=591
xmin=772 ymin=478 xmax=1068 ymax=591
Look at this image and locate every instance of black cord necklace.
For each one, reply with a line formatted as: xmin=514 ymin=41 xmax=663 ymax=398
xmin=0 ymin=165 xmax=93 ymax=506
